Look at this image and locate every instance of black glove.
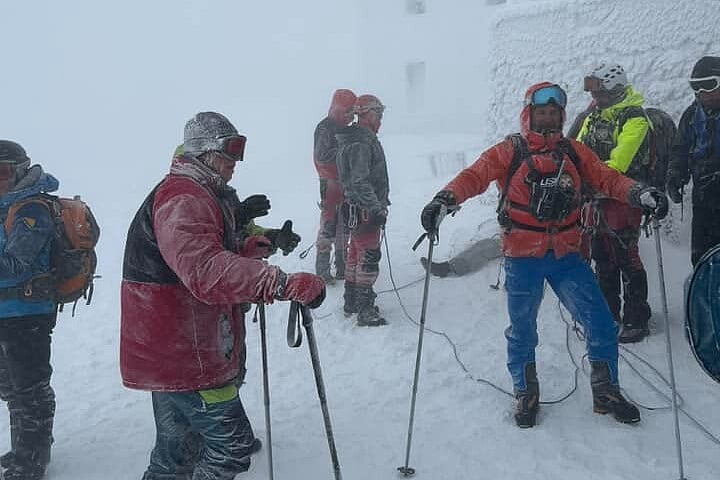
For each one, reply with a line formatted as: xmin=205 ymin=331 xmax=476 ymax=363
xmin=666 ymin=177 xmax=685 ymax=204
xmin=368 ymin=208 xmax=387 ymax=227
xmin=630 ymin=185 xmax=669 ymax=220
xmin=421 ymin=190 xmax=456 ymax=233
xmin=236 ymin=194 xmax=271 ymax=224
xmin=265 ymin=220 xmax=301 ymax=256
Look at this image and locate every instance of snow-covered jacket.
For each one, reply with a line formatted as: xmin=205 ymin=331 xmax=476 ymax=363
xmin=120 ymin=155 xmax=281 ymax=392
xmin=314 ymin=117 xmax=346 ymax=207
xmin=0 ymin=166 xmax=59 ymax=318
xmin=444 ymin=82 xmax=638 ymax=258
xmin=335 ymin=124 xmax=390 ymax=214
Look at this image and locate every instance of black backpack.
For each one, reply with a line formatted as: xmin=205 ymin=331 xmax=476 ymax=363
xmin=574 ymin=105 xmax=676 ymax=189
xmin=644 ymin=107 xmax=677 ymax=191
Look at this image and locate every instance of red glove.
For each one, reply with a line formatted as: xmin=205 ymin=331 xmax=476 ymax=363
xmin=241 ymin=235 xmax=273 ymax=259
xmin=277 ymin=272 xmax=326 ymax=308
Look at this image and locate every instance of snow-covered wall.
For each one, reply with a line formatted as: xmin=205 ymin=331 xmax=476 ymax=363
xmin=486 ymin=0 xmax=720 ymax=143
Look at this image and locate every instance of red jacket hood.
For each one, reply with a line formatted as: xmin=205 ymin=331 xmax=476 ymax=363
xmin=520 ymin=82 xmax=567 ymax=152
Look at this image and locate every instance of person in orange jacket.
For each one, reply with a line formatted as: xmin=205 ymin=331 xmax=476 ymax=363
xmin=420 ymin=82 xmax=668 ymax=428
xmin=313 ymin=89 xmax=357 ymax=283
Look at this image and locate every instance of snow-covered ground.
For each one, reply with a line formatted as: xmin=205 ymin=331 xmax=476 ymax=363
xmin=1 ymin=0 xmax=719 ymax=479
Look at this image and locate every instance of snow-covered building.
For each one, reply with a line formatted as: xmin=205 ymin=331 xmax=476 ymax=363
xmin=356 ymin=0 xmax=719 ymax=140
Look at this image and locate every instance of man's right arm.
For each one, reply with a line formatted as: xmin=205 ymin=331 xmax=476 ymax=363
xmin=666 ymin=106 xmax=694 ymax=202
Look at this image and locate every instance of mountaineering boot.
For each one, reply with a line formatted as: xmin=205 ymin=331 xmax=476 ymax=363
xmin=315 ymin=251 xmax=335 ymax=285
xmin=355 ymin=286 xmax=387 ymax=327
xmin=343 ymin=282 xmax=358 ymax=317
xmin=618 ymin=320 xmax=649 ymax=343
xmin=513 ymin=363 xmax=540 ymax=428
xmin=590 ymin=361 xmax=641 ymax=424
xmin=420 ymin=257 xmax=453 ymax=278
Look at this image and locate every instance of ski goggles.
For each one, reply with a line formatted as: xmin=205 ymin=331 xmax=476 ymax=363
xmin=525 ymin=85 xmax=567 ymax=108
xmin=209 ymin=135 xmax=247 ymax=162
xmin=690 ymin=76 xmax=720 ymax=93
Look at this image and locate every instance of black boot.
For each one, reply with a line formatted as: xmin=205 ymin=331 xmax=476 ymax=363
xmin=420 ymin=257 xmax=453 ymax=278
xmin=590 ymin=361 xmax=641 ymax=424
xmin=513 ymin=363 xmax=540 ymax=428
xmin=343 ymin=282 xmax=358 ymax=317
xmin=355 ymin=286 xmax=387 ymax=327
xmin=618 ymin=321 xmax=649 ymax=343
xmin=315 ymin=251 xmax=335 ymax=284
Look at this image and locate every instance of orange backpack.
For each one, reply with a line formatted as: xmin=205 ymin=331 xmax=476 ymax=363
xmin=5 ymin=194 xmax=100 ymax=313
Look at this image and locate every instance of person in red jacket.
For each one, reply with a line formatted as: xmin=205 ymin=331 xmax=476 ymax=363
xmin=421 ymin=83 xmax=668 ymax=428
xmin=314 ymin=89 xmax=357 ymax=283
xmin=120 ymin=112 xmax=326 ymax=480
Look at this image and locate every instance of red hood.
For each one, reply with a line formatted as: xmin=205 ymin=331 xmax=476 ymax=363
xmin=520 ymin=82 xmax=567 ymax=151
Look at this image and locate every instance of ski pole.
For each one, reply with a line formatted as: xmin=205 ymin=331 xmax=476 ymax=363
xmin=652 ymin=218 xmax=687 ymax=480
xmin=398 ymin=232 xmax=437 ymax=478
xmin=288 ymin=302 xmax=343 ymax=480
xmin=258 ymin=302 xmax=275 ymax=480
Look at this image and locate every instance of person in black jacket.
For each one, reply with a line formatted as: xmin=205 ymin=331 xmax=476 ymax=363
xmin=667 ymin=56 xmax=720 ymax=266
xmin=336 ymin=94 xmax=390 ymax=326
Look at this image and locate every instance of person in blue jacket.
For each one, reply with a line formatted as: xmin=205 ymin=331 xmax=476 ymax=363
xmin=0 ymin=140 xmax=60 ymax=480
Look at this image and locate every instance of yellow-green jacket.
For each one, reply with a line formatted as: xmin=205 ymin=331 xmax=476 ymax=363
xmin=576 ymin=86 xmax=650 ymax=175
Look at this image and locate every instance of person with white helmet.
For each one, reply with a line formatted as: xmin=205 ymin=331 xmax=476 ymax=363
xmin=574 ymin=63 xmax=662 ymax=344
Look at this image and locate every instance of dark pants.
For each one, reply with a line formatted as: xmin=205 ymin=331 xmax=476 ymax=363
xmin=0 ymin=314 xmax=56 ymax=477
xmin=143 ymin=390 xmax=255 ymax=480
xmin=691 ymin=205 xmax=720 ymax=266
xmin=592 ymin=227 xmax=651 ymax=327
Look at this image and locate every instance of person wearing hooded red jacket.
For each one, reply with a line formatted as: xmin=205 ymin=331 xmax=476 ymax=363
xmin=313 ymin=89 xmax=357 ymax=283
xmin=421 ymin=83 xmax=668 ymax=429
xmin=336 ymin=94 xmax=390 ymax=327
xmin=120 ymin=112 xmax=326 ymax=480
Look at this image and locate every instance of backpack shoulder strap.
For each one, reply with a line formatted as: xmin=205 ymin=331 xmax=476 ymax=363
xmin=4 ymin=196 xmax=53 ymax=233
xmin=497 ymin=134 xmax=528 ymax=214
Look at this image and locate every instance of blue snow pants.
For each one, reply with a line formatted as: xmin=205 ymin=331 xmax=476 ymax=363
xmin=504 ymin=252 xmax=619 ymax=392
xmin=142 ymin=390 xmax=255 ymax=480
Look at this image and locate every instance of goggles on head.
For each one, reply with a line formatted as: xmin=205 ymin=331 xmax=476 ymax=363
xmin=526 ymin=84 xmax=567 ymax=109
xmin=212 ymin=135 xmax=247 ymax=162
xmin=690 ymin=76 xmax=720 ymax=94
xmin=358 ymin=104 xmax=386 ymax=116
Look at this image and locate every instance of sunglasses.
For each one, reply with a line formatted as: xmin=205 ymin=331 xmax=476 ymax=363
xmin=526 ymin=84 xmax=567 ymax=108
xmin=214 ymin=135 xmax=247 ymax=162
xmin=690 ymin=76 xmax=720 ymax=93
